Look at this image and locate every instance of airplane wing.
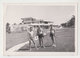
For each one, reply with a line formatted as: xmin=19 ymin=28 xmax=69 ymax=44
xmin=29 ymin=23 xmax=53 ymax=26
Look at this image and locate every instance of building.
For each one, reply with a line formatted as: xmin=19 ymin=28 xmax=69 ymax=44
xmin=21 ymin=17 xmax=53 ymax=29
xmin=21 ymin=17 xmax=53 ymax=24
xmin=11 ymin=17 xmax=54 ymax=32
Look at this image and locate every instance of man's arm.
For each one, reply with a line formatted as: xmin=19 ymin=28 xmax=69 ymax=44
xmin=53 ymin=29 xmax=56 ymax=37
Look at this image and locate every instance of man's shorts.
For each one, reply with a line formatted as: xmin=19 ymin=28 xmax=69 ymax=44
xmin=50 ymin=33 xmax=54 ymax=37
xmin=38 ymin=34 xmax=44 ymax=38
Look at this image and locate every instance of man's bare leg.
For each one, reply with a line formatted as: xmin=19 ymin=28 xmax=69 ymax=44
xmin=29 ymin=41 xmax=31 ymax=51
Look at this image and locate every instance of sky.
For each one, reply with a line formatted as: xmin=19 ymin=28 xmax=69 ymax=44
xmin=5 ymin=5 xmax=75 ymax=25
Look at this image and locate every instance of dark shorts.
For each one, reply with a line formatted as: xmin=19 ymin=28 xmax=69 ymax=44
xmin=50 ymin=33 xmax=54 ymax=37
xmin=38 ymin=34 xmax=44 ymax=38
xmin=50 ymin=33 xmax=55 ymax=42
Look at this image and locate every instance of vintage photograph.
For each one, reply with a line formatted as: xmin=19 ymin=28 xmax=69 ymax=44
xmin=3 ymin=3 xmax=77 ymax=56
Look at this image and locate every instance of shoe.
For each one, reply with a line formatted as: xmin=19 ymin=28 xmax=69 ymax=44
xmin=35 ymin=46 xmax=39 ymax=50
xmin=52 ymin=44 xmax=56 ymax=47
xmin=43 ymin=46 xmax=45 ymax=48
xmin=39 ymin=46 xmax=42 ymax=48
xmin=36 ymin=47 xmax=39 ymax=50
xmin=29 ymin=49 xmax=32 ymax=51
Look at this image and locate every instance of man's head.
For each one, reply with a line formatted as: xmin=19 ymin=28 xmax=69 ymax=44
xmin=50 ymin=24 xmax=53 ymax=27
xmin=29 ymin=27 xmax=33 ymax=31
xmin=37 ymin=25 xmax=40 ymax=29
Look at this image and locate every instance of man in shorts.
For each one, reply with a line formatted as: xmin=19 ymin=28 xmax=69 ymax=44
xmin=27 ymin=27 xmax=37 ymax=51
xmin=49 ymin=25 xmax=56 ymax=47
xmin=37 ymin=26 xmax=45 ymax=48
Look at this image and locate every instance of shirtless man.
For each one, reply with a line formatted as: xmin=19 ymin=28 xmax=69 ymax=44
xmin=27 ymin=27 xmax=37 ymax=51
xmin=49 ymin=25 xmax=56 ymax=47
xmin=37 ymin=26 xmax=45 ymax=48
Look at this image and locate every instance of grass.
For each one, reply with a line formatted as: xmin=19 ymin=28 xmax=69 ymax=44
xmin=6 ymin=28 xmax=75 ymax=52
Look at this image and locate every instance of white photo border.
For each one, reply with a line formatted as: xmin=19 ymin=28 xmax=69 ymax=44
xmin=3 ymin=3 xmax=78 ymax=56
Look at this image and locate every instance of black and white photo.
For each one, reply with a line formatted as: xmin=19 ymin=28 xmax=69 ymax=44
xmin=3 ymin=3 xmax=77 ymax=56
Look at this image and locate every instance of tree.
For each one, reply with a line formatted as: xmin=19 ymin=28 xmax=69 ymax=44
xmin=61 ymin=23 xmax=67 ymax=27
xmin=61 ymin=15 xmax=75 ymax=28
xmin=6 ymin=23 xmax=11 ymax=33
xmin=67 ymin=15 xmax=75 ymax=27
